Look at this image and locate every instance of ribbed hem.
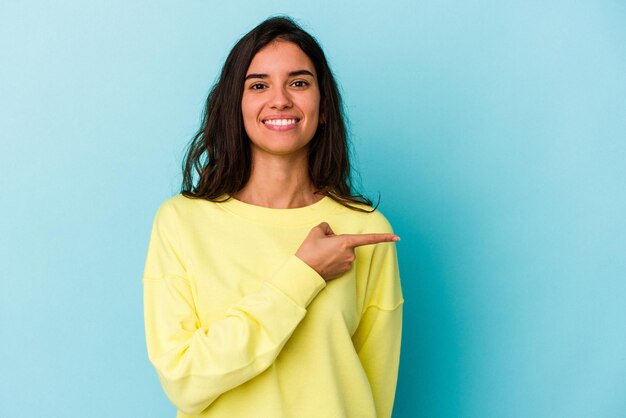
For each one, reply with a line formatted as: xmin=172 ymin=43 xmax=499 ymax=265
xmin=267 ymin=255 xmax=326 ymax=307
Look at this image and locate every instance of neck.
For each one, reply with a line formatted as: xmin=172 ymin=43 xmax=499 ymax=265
xmin=233 ymin=149 xmax=322 ymax=209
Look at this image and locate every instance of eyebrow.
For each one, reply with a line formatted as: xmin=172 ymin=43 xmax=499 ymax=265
xmin=244 ymin=70 xmax=315 ymax=80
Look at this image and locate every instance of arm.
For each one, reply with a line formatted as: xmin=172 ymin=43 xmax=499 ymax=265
xmin=351 ymin=303 xmax=403 ymax=418
xmin=351 ymin=229 xmax=404 ymax=418
xmin=142 ymin=202 xmax=325 ymax=415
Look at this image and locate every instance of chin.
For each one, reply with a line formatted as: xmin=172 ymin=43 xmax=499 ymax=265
xmin=251 ymin=142 xmax=310 ymax=158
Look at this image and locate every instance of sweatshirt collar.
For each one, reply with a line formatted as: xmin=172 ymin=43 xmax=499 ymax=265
xmin=216 ymin=194 xmax=340 ymax=227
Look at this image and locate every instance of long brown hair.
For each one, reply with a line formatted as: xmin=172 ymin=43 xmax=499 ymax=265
xmin=181 ymin=16 xmax=376 ymax=211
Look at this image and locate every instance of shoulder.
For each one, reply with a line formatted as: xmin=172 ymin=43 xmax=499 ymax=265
xmin=153 ymin=194 xmax=222 ymax=225
xmin=154 ymin=194 xmax=190 ymax=219
xmin=156 ymin=193 xmax=198 ymax=212
xmin=327 ymin=199 xmax=395 ymax=234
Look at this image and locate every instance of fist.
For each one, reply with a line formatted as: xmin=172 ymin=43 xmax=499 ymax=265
xmin=295 ymin=222 xmax=399 ymax=281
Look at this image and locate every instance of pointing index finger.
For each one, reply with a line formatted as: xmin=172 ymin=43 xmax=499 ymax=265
xmin=342 ymin=233 xmax=400 ymax=248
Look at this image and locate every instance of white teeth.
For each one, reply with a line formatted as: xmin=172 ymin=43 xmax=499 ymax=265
xmin=264 ymin=119 xmax=298 ymax=126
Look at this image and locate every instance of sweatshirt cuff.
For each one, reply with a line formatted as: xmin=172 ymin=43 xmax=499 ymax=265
xmin=267 ymin=255 xmax=326 ymax=308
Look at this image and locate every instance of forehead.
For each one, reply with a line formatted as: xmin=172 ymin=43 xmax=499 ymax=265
xmin=246 ymin=40 xmax=316 ymax=76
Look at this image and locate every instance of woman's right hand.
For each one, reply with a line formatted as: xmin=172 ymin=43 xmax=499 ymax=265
xmin=295 ymin=222 xmax=400 ymax=281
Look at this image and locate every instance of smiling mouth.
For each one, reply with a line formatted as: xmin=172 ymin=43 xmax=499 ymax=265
xmin=262 ymin=118 xmax=300 ymax=126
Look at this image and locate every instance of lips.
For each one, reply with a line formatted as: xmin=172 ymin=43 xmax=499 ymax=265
xmin=261 ymin=116 xmax=301 ymax=131
xmin=262 ymin=118 xmax=300 ymax=126
xmin=263 ymin=119 xmax=299 ymax=126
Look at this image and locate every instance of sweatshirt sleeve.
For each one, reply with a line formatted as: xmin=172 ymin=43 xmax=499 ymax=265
xmin=352 ymin=304 xmax=403 ymax=418
xmin=352 ymin=227 xmax=403 ymax=418
xmin=142 ymin=201 xmax=326 ymax=415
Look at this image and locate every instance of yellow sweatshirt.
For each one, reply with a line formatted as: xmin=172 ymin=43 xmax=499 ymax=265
xmin=142 ymin=194 xmax=403 ymax=418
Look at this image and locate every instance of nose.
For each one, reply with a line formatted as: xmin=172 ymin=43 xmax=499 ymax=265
xmin=269 ymin=86 xmax=292 ymax=110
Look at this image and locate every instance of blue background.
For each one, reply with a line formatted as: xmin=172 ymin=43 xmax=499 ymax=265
xmin=1 ymin=1 xmax=625 ymax=417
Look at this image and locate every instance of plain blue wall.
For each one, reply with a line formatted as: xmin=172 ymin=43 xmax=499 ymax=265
xmin=1 ymin=1 xmax=625 ymax=417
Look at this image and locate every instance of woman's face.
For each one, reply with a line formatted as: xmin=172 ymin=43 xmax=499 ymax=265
xmin=241 ymin=40 xmax=320 ymax=160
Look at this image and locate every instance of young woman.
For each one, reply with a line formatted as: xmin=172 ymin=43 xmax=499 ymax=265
xmin=143 ymin=16 xmax=403 ymax=418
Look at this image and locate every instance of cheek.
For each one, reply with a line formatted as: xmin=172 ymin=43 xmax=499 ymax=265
xmin=241 ymin=91 xmax=264 ymax=113
xmin=241 ymin=98 xmax=261 ymax=133
xmin=309 ymin=101 xmax=321 ymax=128
xmin=311 ymin=95 xmax=321 ymax=122
xmin=241 ymin=98 xmax=253 ymax=121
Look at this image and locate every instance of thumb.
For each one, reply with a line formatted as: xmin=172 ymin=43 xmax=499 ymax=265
xmin=317 ymin=222 xmax=335 ymax=236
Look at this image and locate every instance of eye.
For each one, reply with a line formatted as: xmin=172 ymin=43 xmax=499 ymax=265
xmin=249 ymin=83 xmax=267 ymax=90
xmin=291 ymin=80 xmax=309 ymax=88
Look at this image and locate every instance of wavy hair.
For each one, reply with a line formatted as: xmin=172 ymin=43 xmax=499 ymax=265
xmin=181 ymin=16 xmax=375 ymax=211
